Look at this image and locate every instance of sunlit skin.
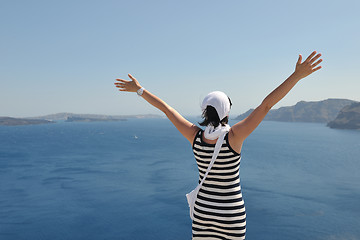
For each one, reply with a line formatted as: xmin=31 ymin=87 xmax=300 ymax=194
xmin=114 ymin=51 xmax=322 ymax=153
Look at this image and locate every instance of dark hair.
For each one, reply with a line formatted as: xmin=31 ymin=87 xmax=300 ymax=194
xmin=199 ymin=97 xmax=232 ymax=128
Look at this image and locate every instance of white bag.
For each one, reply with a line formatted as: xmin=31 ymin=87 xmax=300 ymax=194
xmin=186 ymin=131 xmax=227 ymax=220
xmin=186 ymin=185 xmax=201 ymax=220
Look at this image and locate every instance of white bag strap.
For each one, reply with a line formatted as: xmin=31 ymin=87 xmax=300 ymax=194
xmin=197 ymin=130 xmax=228 ymax=188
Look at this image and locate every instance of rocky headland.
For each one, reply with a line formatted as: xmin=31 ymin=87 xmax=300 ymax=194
xmin=327 ymin=102 xmax=360 ymax=129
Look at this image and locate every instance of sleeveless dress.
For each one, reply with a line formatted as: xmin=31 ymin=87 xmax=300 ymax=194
xmin=192 ymin=129 xmax=246 ymax=240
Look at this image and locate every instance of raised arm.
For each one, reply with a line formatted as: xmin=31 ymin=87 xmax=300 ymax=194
xmin=230 ymin=51 xmax=323 ymax=149
xmin=114 ymin=74 xmax=199 ymax=143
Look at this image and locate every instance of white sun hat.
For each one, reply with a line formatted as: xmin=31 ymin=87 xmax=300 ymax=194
xmin=201 ymin=91 xmax=231 ymax=120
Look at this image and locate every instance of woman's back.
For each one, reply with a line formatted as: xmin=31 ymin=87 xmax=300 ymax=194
xmin=192 ymin=129 xmax=246 ymax=240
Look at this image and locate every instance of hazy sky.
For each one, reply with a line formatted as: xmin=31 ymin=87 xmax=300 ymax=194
xmin=1 ymin=0 xmax=359 ymax=118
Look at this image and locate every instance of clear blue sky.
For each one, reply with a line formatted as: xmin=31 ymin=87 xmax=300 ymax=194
xmin=1 ymin=0 xmax=359 ymax=117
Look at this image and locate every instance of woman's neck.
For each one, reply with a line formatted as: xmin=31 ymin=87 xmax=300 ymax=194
xmin=202 ymin=132 xmax=218 ymax=144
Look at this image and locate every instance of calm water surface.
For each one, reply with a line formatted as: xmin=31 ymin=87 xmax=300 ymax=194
xmin=0 ymin=119 xmax=359 ymax=240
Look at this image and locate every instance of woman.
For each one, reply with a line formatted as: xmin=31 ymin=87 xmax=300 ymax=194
xmin=114 ymin=51 xmax=322 ymax=239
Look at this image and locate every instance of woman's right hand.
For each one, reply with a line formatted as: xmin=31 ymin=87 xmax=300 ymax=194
xmin=114 ymin=73 xmax=142 ymax=92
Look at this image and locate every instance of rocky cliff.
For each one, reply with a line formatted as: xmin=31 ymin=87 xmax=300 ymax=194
xmin=327 ymin=102 xmax=360 ymax=129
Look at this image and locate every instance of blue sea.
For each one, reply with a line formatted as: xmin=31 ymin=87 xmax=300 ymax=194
xmin=0 ymin=118 xmax=359 ymax=240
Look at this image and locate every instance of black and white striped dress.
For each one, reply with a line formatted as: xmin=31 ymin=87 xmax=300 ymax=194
xmin=192 ymin=129 xmax=246 ymax=240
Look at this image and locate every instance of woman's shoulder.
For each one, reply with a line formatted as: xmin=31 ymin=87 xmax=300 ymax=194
xmin=228 ymin=128 xmax=243 ymax=155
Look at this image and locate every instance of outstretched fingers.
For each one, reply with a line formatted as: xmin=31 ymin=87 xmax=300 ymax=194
xmin=114 ymin=79 xmax=126 ymax=90
xmin=305 ymin=51 xmax=317 ymax=62
xmin=312 ymin=58 xmax=323 ymax=67
xmin=303 ymin=51 xmax=323 ymax=71
xmin=116 ymin=85 xmax=128 ymax=91
xmin=309 ymin=53 xmax=322 ymax=64
xmin=116 ymin=79 xmax=130 ymax=83
xmin=115 ymin=79 xmax=128 ymax=86
xmin=312 ymin=66 xmax=322 ymax=72
xmin=114 ymin=82 xmax=125 ymax=87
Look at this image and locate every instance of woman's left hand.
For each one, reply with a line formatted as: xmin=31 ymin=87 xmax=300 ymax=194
xmin=294 ymin=51 xmax=323 ymax=79
xmin=114 ymin=74 xmax=142 ymax=92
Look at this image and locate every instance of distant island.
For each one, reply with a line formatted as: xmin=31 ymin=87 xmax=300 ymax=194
xmin=30 ymin=113 xmax=162 ymax=121
xmin=327 ymin=102 xmax=360 ymax=129
xmin=0 ymin=117 xmax=54 ymax=126
xmin=65 ymin=116 xmax=127 ymax=122
xmin=0 ymin=113 xmax=162 ymax=126
xmin=234 ymin=99 xmax=357 ymax=123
